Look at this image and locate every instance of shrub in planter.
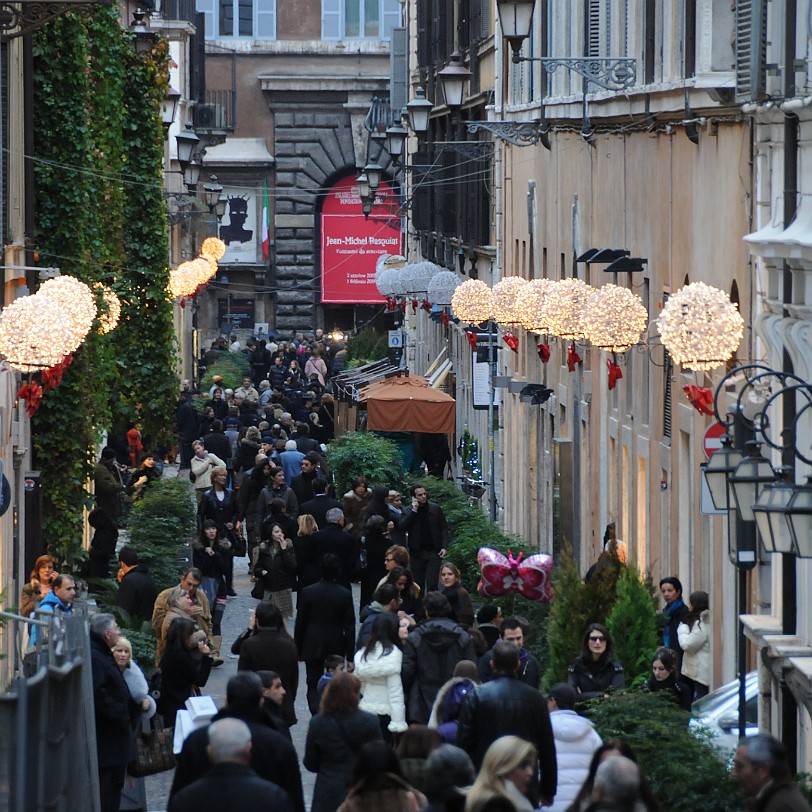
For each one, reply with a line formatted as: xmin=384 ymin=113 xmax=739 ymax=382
xmin=199 ymin=351 xmax=251 ymax=395
xmin=124 ymin=478 xmax=196 ymax=591
xmin=585 ymin=690 xmax=742 ymax=812
xmin=326 ymin=431 xmax=405 ymax=496
xmin=346 ymin=329 xmax=389 ymax=365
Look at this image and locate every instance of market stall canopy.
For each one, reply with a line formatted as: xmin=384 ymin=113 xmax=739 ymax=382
xmin=360 ymin=374 xmax=455 ymax=434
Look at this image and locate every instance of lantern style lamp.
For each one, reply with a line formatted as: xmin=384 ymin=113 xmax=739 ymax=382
xmin=356 ymin=171 xmax=371 ymax=202
xmin=184 ymin=158 xmax=202 ymax=192
xmin=130 ymin=8 xmax=158 ymax=55
xmin=203 ymin=175 xmax=224 ymax=213
xmin=364 ymin=162 xmax=383 ymax=192
xmin=785 ymin=477 xmax=812 ymax=557
xmin=496 ymin=0 xmax=536 ymax=62
xmin=752 ymin=469 xmax=796 ymax=554
xmin=703 ymin=434 xmax=743 ymax=512
xmin=729 ymin=441 xmax=776 ymax=522
xmin=384 ymin=121 xmax=408 ymax=165
xmin=406 ymin=87 xmax=433 ymax=135
xmin=161 ymin=86 xmax=181 ymax=131
xmin=175 ymin=123 xmax=200 ymax=173
xmin=438 ymin=52 xmax=473 ymax=109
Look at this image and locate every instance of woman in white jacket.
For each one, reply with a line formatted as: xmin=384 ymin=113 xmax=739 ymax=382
xmin=353 ymin=616 xmax=408 ymax=743
xmin=677 ymin=590 xmax=710 ymax=700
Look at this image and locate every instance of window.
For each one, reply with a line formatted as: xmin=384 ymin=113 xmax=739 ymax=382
xmin=196 ymin=0 xmax=275 ymax=38
xmin=322 ymin=0 xmax=401 ymax=39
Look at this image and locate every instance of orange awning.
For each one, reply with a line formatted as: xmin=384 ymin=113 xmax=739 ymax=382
xmin=360 ymin=375 xmax=455 ymax=434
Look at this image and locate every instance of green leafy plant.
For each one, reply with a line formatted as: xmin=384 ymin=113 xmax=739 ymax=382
xmin=606 ymin=565 xmax=660 ymax=685
xmin=585 ymin=690 xmax=742 ymax=812
xmin=457 ymin=430 xmax=482 ymax=479
xmin=199 ymin=351 xmax=252 ymax=396
xmin=326 ymin=431 xmax=404 ymax=495
xmin=346 ymin=329 xmax=389 ymax=365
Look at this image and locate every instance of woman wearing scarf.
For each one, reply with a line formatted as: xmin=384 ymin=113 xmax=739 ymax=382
xmin=659 ymin=576 xmax=689 ymax=671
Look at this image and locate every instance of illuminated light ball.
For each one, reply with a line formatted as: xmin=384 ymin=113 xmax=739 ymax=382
xmin=200 ymin=237 xmax=226 ymax=261
xmin=451 ymin=279 xmax=493 ymax=324
xmin=375 ymin=254 xmax=408 ymax=289
xmin=427 ymin=271 xmax=460 ymax=306
xmin=656 ymin=281 xmax=744 ymax=371
xmin=400 ymin=261 xmax=444 ymax=295
xmin=515 ymin=279 xmax=554 ymax=333
xmin=168 ymin=262 xmax=200 ymax=299
xmin=94 ymin=284 xmax=121 ymax=334
xmin=0 ymin=295 xmax=74 ymax=372
xmin=192 ymin=256 xmax=218 ymax=286
xmin=37 ymin=275 xmax=97 ymax=352
xmin=491 ymin=277 xmax=529 ymax=326
xmin=539 ymin=278 xmax=592 ymax=340
xmin=583 ymin=284 xmax=649 ymax=352
xmin=376 ymin=266 xmax=400 ymax=298
xmin=389 ymin=267 xmax=411 ymax=298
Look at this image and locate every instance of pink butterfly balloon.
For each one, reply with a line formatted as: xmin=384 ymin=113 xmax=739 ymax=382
xmin=477 ymin=548 xmax=553 ymax=603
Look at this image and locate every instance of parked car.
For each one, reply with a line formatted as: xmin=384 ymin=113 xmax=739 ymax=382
xmin=689 ymin=671 xmax=759 ymax=758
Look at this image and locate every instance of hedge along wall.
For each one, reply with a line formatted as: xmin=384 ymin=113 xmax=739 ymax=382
xmin=31 ymin=7 xmax=176 ymax=568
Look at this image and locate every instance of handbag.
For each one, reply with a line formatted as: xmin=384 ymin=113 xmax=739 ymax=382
xmin=229 ymin=528 xmax=247 ymax=557
xmin=251 ymin=579 xmax=265 ymax=600
xmin=128 ymin=716 xmax=176 ymax=777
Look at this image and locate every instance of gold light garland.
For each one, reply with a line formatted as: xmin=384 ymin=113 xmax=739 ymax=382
xmin=95 ymin=284 xmax=121 ymax=334
xmin=37 ymin=275 xmax=97 ymax=352
xmin=169 ymin=262 xmax=200 ymax=299
xmin=515 ymin=279 xmax=554 ymax=333
xmin=539 ymin=278 xmax=592 ymax=340
xmin=656 ymin=281 xmax=744 ymax=371
xmin=192 ymin=256 xmax=218 ymax=286
xmin=0 ymin=296 xmax=73 ymax=371
xmin=491 ymin=277 xmax=528 ymax=326
xmin=200 ymin=237 xmax=226 ymax=262
xmin=583 ymin=284 xmax=648 ymax=352
xmin=451 ymin=279 xmax=493 ymax=324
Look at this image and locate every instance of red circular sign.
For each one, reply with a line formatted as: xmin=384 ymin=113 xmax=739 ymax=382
xmin=703 ymin=422 xmax=727 ymax=459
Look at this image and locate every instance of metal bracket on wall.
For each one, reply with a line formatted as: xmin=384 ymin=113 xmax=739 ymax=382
xmin=0 ymin=0 xmax=113 ymax=40
xmin=465 ymin=120 xmax=549 ymax=148
xmin=536 ymin=57 xmax=636 ymax=91
xmin=432 ymin=141 xmax=494 ymax=161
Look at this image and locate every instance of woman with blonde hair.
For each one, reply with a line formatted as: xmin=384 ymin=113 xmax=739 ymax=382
xmin=465 ymin=736 xmax=538 ymax=812
xmin=294 ymin=513 xmax=320 ymax=593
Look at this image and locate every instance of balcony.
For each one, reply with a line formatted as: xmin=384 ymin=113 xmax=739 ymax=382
xmin=192 ymin=91 xmax=236 ymax=135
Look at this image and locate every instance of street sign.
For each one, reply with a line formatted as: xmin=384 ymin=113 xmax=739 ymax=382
xmin=703 ymin=422 xmax=727 ymax=459
xmin=388 ymin=330 xmax=403 ymax=348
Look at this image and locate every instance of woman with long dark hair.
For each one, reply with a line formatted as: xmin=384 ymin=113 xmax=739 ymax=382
xmin=677 ymin=590 xmax=711 ymax=700
xmin=567 ymin=623 xmax=625 ymax=701
xmin=644 ymin=647 xmax=692 ymax=711
xmin=358 ymin=488 xmax=393 ymax=609
xmin=158 ymin=616 xmax=213 ymax=726
xmin=254 ymin=522 xmax=297 ymax=621
xmin=304 ymin=671 xmax=383 ymax=812
xmin=438 ymin=562 xmax=474 ymax=627
xmin=353 ymin=616 xmax=408 ymax=742
xmin=20 ymin=554 xmax=57 ymax=618
xmin=385 ymin=566 xmax=424 ymax=620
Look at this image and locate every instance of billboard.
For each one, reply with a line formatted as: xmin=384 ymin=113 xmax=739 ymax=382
xmin=219 ymin=188 xmax=258 ymax=264
xmin=320 ymin=175 xmax=402 ymax=304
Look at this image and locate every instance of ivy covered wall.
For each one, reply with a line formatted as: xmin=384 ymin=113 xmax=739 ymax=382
xmin=31 ymin=7 xmax=176 ymax=566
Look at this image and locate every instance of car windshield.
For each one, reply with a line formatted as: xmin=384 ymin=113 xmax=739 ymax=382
xmin=693 ymin=675 xmax=754 ymax=715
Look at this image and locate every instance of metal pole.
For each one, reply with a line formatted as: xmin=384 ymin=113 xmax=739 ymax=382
xmin=488 ymin=320 xmax=496 ymax=521
xmin=738 ymin=565 xmax=748 ymax=737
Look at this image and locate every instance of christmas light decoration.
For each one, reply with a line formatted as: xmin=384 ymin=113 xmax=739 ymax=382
xmin=583 ymin=284 xmax=648 ymax=352
xmin=401 ymin=261 xmax=443 ymax=295
xmin=169 ymin=262 xmax=200 ymax=299
xmin=491 ymin=277 xmax=528 ymax=326
xmin=540 ymin=278 xmax=592 ymax=340
xmin=200 ymin=237 xmax=226 ymax=261
xmin=451 ymin=279 xmax=493 ymax=324
xmin=656 ymin=282 xmax=744 ymax=371
xmin=94 ymin=284 xmax=121 ymax=334
xmin=427 ymin=271 xmax=461 ymax=305
xmin=37 ymin=275 xmax=97 ymax=352
xmin=515 ymin=279 xmax=554 ymax=333
xmin=0 ymin=295 xmax=74 ymax=371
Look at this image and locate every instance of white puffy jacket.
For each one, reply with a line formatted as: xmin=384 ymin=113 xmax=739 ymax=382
xmin=548 ymin=709 xmax=602 ymax=812
xmin=353 ymin=643 xmax=408 ymax=733
xmin=677 ymin=609 xmax=711 ymax=687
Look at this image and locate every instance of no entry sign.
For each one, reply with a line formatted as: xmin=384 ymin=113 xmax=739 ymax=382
xmin=703 ymin=422 xmax=727 ymax=459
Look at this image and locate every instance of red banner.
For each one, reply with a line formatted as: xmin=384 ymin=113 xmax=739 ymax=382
xmin=320 ymin=175 xmax=402 ymax=304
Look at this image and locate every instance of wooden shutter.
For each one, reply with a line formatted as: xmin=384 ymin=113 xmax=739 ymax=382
xmin=735 ymin=0 xmax=767 ymax=103
xmin=390 ymin=27 xmax=408 ymax=116
xmin=322 ymin=0 xmax=341 ymax=39
xmin=255 ymin=0 xmax=275 ymax=38
xmin=584 ymin=0 xmax=600 ymax=57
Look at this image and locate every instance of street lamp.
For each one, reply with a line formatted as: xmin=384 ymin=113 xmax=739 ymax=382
xmin=130 ymin=8 xmax=158 ymax=55
xmin=356 ymin=171 xmax=371 ymax=202
xmin=161 ymin=85 xmax=181 ymax=131
xmin=384 ymin=121 xmax=408 ymax=165
xmin=729 ymin=441 xmax=775 ymax=522
xmin=785 ymin=477 xmax=812 ymax=557
xmin=364 ymin=162 xmax=383 ymax=192
xmin=752 ymin=469 xmax=796 ymax=554
xmin=406 ymin=87 xmax=433 ymax=135
xmin=184 ymin=158 xmax=202 ymax=192
xmin=495 ymin=0 xmax=536 ymax=62
xmin=704 ymin=434 xmax=742 ymax=511
xmin=203 ymin=175 xmax=224 ymax=213
xmin=175 ymin=123 xmax=200 ymax=173
xmin=437 ymin=52 xmax=472 ymax=110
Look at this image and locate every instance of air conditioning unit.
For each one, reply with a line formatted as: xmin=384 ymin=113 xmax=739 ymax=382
xmin=195 ymin=103 xmax=226 ymax=130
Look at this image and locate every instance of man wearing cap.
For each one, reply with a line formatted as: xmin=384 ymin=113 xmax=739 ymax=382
xmin=209 ymin=375 xmax=225 ymax=398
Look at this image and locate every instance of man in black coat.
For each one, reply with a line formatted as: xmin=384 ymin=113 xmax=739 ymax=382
xmin=457 ymin=642 xmax=557 ymax=806
xmin=290 ymin=453 xmax=321 ymax=505
xmin=294 ymin=554 xmax=355 ymax=714
xmin=308 ymin=509 xmax=358 ymax=589
xmin=237 ymin=602 xmax=299 ymax=726
xmin=401 ymin=482 xmax=450 ymax=593
xmin=89 ymin=613 xmax=138 ymax=812
xmin=170 ymin=673 xmax=304 ymax=812
xmin=292 ymin=421 xmax=320 ymax=454
xmin=203 ymin=420 xmax=233 ymax=467
xmin=116 ymin=546 xmax=157 ymax=622
xmin=168 ymin=718 xmax=294 ymax=812
xmin=296 ymin=477 xmax=341 ymax=530
xmin=176 ymin=396 xmax=200 ymax=469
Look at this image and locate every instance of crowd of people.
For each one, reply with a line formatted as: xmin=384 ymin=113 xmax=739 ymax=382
xmin=18 ymin=328 xmax=809 ymax=812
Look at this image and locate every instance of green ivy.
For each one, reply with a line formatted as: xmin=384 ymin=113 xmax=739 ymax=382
xmin=31 ymin=8 xmax=176 ymax=567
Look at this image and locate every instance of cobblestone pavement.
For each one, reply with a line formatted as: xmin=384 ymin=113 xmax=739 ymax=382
xmin=142 ymin=497 xmax=360 ymax=811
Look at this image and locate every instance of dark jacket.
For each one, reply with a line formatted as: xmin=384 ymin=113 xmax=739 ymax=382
xmin=295 ymin=580 xmax=356 ymax=661
xmin=456 ymin=672 xmax=557 ymax=801
xmin=746 ymin=779 xmax=812 ymax=812
xmin=238 ymin=628 xmax=299 ymax=726
xmin=477 ymin=646 xmax=541 ymax=689
xmin=168 ymin=762 xmax=294 ymax=812
xmin=93 ymin=460 xmax=123 ymax=522
xmin=304 ymin=709 xmax=383 ymax=812
xmin=90 ymin=630 xmax=137 ymax=768
xmin=254 ymin=542 xmax=297 ymax=593
xmin=176 ymin=400 xmax=200 ymax=441
xmin=291 ymin=470 xmax=319 ymax=505
xmin=297 ymin=494 xmax=342 ymax=529
xmin=158 ymin=645 xmax=214 ymax=727
xmin=662 ymin=598 xmax=690 ymax=667
xmin=401 ymin=501 xmax=450 ymax=555
xmin=355 ymin=605 xmax=399 ymax=650
xmin=198 ymin=487 xmax=240 ymax=536
xmin=567 ymin=656 xmax=625 ymax=701
xmin=203 ymin=430 xmax=232 ymax=465
xmin=293 ymin=533 xmax=322 ymax=592
xmin=256 ymin=483 xmax=299 ymax=527
xmin=402 ymin=617 xmax=477 ymax=724
xmin=116 ymin=564 xmax=158 ymax=622
xmin=236 ymin=437 xmax=262 ymax=473
xmin=309 ymin=523 xmax=358 ymax=589
xmin=171 ymin=708 xmax=304 ymax=812
xmin=644 ymin=674 xmax=693 ymax=711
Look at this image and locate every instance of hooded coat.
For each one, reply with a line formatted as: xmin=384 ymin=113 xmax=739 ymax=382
xmin=677 ymin=609 xmax=711 ymax=687
xmin=547 ymin=709 xmax=602 ymax=812
xmin=353 ymin=643 xmax=408 ymax=733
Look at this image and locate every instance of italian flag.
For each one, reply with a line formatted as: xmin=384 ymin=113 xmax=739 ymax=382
xmin=261 ymin=178 xmax=270 ymax=261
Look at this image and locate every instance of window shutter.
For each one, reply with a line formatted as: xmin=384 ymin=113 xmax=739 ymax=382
xmin=381 ymin=0 xmax=402 ymax=38
xmin=735 ymin=0 xmax=767 ymax=103
xmin=411 ymin=149 xmax=432 ymax=232
xmin=439 ymin=151 xmax=458 ymax=236
xmin=585 ymin=0 xmax=600 ymax=57
xmin=417 ymin=0 xmax=429 ymax=68
xmin=322 ymin=0 xmax=341 ymax=39
xmin=195 ymin=0 xmax=216 ymax=37
xmin=390 ymin=27 xmax=408 ymax=115
xmin=255 ymin=0 xmax=275 ymax=38
xmin=480 ymin=0 xmax=490 ymax=39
